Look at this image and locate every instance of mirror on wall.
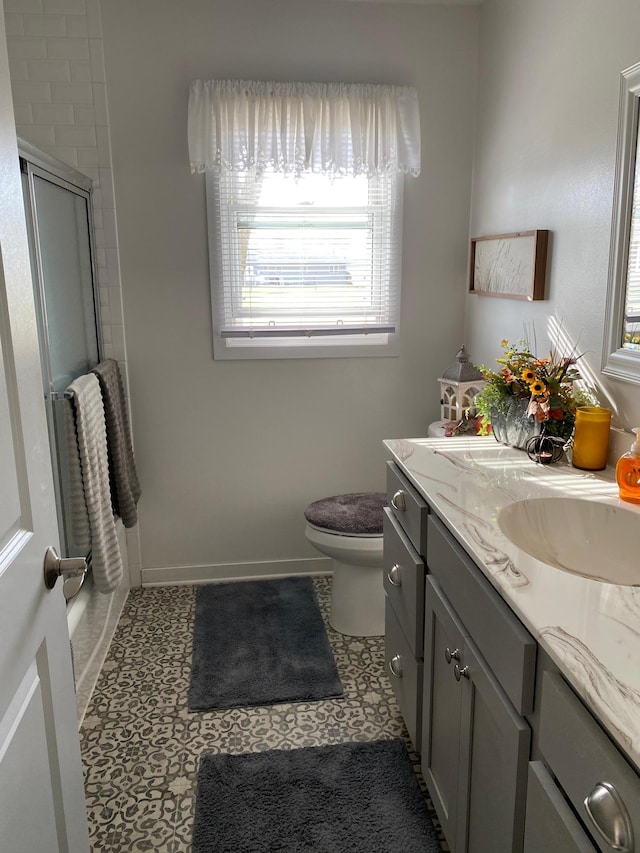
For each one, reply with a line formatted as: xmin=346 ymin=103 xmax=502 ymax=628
xmin=603 ymin=61 xmax=640 ymax=382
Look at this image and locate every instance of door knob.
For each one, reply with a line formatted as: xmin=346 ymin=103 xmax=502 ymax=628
xmin=43 ymin=546 xmax=87 ymax=591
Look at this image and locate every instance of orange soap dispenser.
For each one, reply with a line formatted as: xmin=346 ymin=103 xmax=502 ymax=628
xmin=616 ymin=428 xmax=640 ymax=503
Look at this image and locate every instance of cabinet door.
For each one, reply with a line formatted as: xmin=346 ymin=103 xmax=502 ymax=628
xmin=457 ymin=637 xmax=531 ymax=853
xmin=422 ymin=577 xmax=467 ymax=850
xmin=524 ymin=762 xmax=597 ymax=853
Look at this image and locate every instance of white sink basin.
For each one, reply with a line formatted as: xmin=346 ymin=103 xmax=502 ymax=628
xmin=497 ymin=497 xmax=640 ymax=586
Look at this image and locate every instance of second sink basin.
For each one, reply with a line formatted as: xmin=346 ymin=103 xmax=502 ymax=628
xmin=497 ymin=497 xmax=640 ymax=586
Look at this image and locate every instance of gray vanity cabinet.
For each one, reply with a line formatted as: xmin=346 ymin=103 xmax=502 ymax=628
xmin=383 ymin=462 xmax=429 ymax=752
xmin=523 ymin=762 xmax=597 ymax=853
xmin=423 ymin=575 xmax=531 ymax=853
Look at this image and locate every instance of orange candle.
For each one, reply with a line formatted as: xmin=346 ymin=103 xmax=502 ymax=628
xmin=572 ymin=406 xmax=612 ymax=471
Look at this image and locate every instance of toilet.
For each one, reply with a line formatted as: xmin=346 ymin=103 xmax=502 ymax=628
xmin=304 ymin=492 xmax=386 ymax=637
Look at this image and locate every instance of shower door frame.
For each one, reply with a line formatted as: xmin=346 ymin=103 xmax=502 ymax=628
xmin=19 ymin=139 xmax=104 ymax=558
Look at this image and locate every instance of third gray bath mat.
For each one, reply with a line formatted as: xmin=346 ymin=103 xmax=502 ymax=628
xmin=188 ymin=576 xmax=344 ymax=710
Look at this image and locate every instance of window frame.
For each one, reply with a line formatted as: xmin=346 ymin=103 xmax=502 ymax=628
xmin=205 ymin=169 xmax=403 ymax=360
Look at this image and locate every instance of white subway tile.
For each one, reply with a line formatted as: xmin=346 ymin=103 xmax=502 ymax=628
xmin=93 ymin=245 xmax=106 ymax=268
xmin=8 ymin=37 xmax=46 ymax=59
xmin=72 ymin=104 xmax=94 ymax=124
xmin=44 ymin=0 xmax=86 ymax=14
xmin=102 ymin=342 xmax=114 ymax=359
xmin=9 ymin=59 xmax=29 ymax=81
xmin=55 ymin=124 xmax=95 ymax=146
xmin=65 ymin=15 xmax=88 ymax=37
xmin=110 ymin=325 xmax=126 ymax=362
xmin=24 ymin=14 xmax=66 ymax=36
xmin=69 ymin=60 xmax=91 ymax=81
xmin=93 ymin=225 xmax=105 ymax=249
xmin=97 ymin=266 xmax=109 ymax=288
xmin=47 ymin=146 xmax=78 ymax=166
xmin=84 ymin=0 xmax=101 ymax=37
xmin=32 ymin=101 xmax=73 ymax=123
xmin=5 ymin=14 xmax=25 ymax=36
xmin=105 ymin=247 xmax=120 ymax=280
xmin=99 ymin=167 xmax=114 ymax=207
xmin=102 ymin=207 xmax=117 ymax=248
xmin=13 ymin=103 xmax=33 ymax=124
xmin=77 ymin=146 xmax=98 ymax=167
xmin=91 ymin=206 xmax=103 ymax=229
xmin=51 ymin=81 xmax=92 ymax=102
xmin=98 ymin=303 xmax=111 ymax=324
xmin=108 ymin=288 xmax=123 ymax=324
xmin=17 ymin=124 xmax=55 ymax=146
xmin=27 ymin=59 xmax=71 ymax=81
xmin=98 ymin=286 xmax=109 ymax=309
xmin=46 ymin=36 xmax=89 ymax=60
xmin=96 ymin=124 xmax=110 ymax=167
xmin=5 ymin=0 xmax=43 ymax=13
xmin=88 ymin=38 xmax=104 ymax=83
xmin=91 ymin=81 xmax=107 ymax=122
xmin=81 ymin=165 xmax=99 ymax=184
xmin=11 ymin=80 xmax=51 ymax=103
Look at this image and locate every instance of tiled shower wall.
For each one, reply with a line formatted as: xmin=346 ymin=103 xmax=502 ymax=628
xmin=3 ymin=0 xmax=141 ymax=581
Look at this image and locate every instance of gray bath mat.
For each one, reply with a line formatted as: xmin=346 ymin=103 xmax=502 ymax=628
xmin=188 ymin=577 xmax=343 ymax=710
xmin=192 ymin=738 xmax=442 ymax=852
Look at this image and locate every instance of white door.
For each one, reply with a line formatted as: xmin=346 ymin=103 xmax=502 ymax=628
xmin=0 ymin=7 xmax=90 ymax=852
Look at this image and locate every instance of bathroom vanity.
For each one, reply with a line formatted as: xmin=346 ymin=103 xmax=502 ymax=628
xmin=383 ymin=437 xmax=640 ymax=853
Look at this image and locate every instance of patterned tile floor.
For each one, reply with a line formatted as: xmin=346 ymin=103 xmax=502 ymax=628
xmin=80 ymin=577 xmax=448 ymax=852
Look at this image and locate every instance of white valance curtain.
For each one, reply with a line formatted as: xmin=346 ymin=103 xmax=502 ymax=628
xmin=188 ymin=79 xmax=421 ymax=178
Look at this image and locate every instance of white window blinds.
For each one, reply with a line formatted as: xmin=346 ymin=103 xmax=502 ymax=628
xmin=208 ymin=168 xmax=402 ymax=354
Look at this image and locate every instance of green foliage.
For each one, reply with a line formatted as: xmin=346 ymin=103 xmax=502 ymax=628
xmin=474 ymin=339 xmax=592 ymax=439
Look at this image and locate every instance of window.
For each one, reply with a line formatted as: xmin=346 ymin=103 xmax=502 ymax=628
xmin=188 ymin=78 xmax=421 ymax=359
xmin=207 ymin=167 xmax=402 ymax=359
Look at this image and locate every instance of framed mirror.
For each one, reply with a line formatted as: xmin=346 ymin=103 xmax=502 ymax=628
xmin=603 ymin=61 xmax=640 ymax=382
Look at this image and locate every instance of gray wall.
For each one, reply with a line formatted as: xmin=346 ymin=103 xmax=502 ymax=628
xmin=100 ymin=0 xmax=479 ymax=582
xmin=467 ymin=0 xmax=640 ymax=447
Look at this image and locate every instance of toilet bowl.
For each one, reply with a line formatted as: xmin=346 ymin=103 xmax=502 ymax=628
xmin=304 ymin=493 xmax=386 ymax=637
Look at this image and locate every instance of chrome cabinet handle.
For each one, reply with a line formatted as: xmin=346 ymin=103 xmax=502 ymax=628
xmin=387 ymin=564 xmax=402 ymax=586
xmin=388 ymin=654 xmax=403 ymax=678
xmin=584 ymin=782 xmax=634 ymax=852
xmin=391 ymin=490 xmax=406 ymax=512
xmin=454 ymin=664 xmax=469 ymax=681
xmin=445 ymin=647 xmax=460 ymax=664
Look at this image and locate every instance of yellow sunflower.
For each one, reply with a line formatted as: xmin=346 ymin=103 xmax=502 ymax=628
xmin=521 ymin=368 xmax=536 ymax=383
xmin=529 ymin=380 xmax=546 ymax=395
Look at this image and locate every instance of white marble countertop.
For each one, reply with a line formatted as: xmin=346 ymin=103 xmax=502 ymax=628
xmin=384 ymin=436 xmax=640 ymax=773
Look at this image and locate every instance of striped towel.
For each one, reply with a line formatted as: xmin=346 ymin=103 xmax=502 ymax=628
xmin=91 ymin=359 xmax=141 ymax=528
xmin=67 ymin=373 xmax=123 ymax=593
xmin=63 ymin=398 xmax=91 ymax=551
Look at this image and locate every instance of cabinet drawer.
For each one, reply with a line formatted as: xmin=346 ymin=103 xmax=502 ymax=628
xmin=426 ymin=514 xmax=536 ymax=716
xmin=383 ymin=508 xmax=425 ymax=659
xmin=385 ymin=598 xmax=423 ymax=753
xmin=538 ymin=671 xmax=640 ymax=853
xmin=386 ymin=461 xmax=429 ymax=555
xmin=524 ymin=762 xmax=597 ymax=853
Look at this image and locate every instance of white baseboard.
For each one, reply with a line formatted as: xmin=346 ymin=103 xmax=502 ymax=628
xmin=140 ymin=556 xmax=333 ymax=587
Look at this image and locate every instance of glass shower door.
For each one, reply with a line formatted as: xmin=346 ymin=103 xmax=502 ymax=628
xmin=21 ymin=156 xmax=101 ymax=558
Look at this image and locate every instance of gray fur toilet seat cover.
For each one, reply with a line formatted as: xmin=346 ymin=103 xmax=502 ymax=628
xmin=304 ymin=492 xmax=387 ymax=536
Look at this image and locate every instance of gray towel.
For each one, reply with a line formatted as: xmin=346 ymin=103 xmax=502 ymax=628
xmin=91 ymin=359 xmax=141 ymax=528
xmin=67 ymin=374 xmax=123 ymax=593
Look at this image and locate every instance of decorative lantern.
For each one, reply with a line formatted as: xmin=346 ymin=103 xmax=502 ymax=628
xmin=438 ymin=346 xmax=484 ymax=424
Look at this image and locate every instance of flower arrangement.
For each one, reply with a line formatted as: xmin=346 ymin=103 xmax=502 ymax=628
xmin=474 ymin=338 xmax=592 ymax=440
